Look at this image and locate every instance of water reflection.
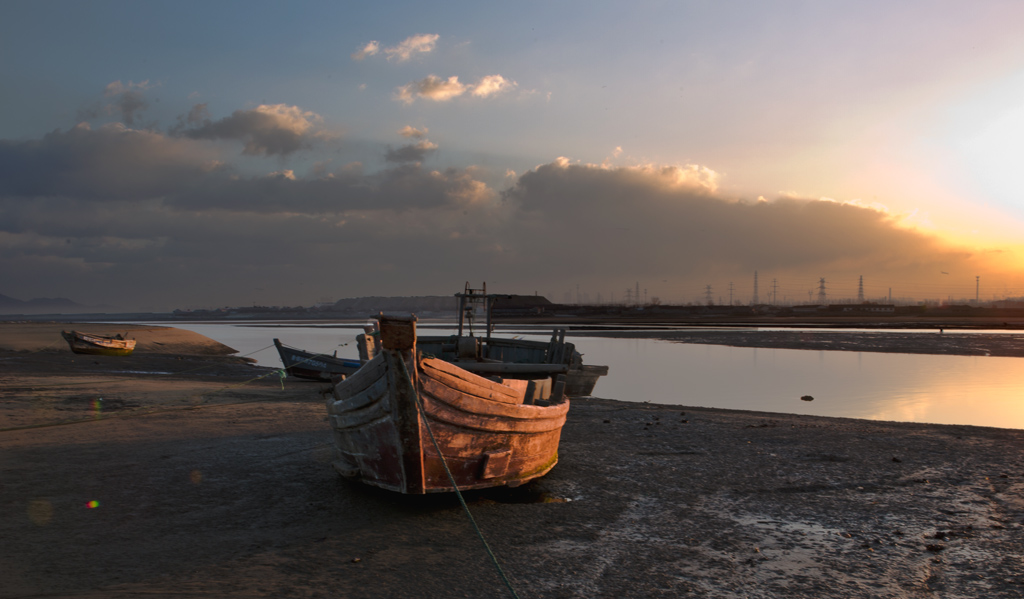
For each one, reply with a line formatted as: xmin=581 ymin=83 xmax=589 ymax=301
xmin=577 ymin=337 xmax=1024 ymax=430
xmin=145 ymin=322 xmax=1024 ymax=430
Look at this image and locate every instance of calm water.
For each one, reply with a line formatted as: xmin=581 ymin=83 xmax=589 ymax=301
xmin=139 ymin=321 xmax=1024 ymax=430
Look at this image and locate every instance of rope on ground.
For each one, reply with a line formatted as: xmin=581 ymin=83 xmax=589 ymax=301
xmin=399 ymin=357 xmax=522 ymax=599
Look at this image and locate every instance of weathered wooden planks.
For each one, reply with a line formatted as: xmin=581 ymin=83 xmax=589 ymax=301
xmin=325 ymin=314 xmax=570 ymax=493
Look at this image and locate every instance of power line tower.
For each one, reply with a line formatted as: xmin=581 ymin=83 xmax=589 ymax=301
xmin=771 ymin=278 xmax=778 ymax=306
xmin=635 ymin=282 xmax=640 ymax=307
xmin=976 ymin=276 xmax=980 ymax=304
xmin=728 ymin=282 xmax=734 ymax=306
xmin=816 ymin=277 xmax=827 ymax=305
xmin=705 ymin=285 xmax=713 ymax=306
xmin=624 ymin=287 xmax=633 ymax=305
xmin=752 ymin=271 xmax=759 ymax=305
xmin=857 ymin=275 xmax=864 ymax=303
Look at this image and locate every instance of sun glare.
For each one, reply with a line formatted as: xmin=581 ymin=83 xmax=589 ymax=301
xmin=960 ymin=106 xmax=1024 ymax=206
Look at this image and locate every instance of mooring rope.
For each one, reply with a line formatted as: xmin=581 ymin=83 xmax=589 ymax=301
xmin=397 ymin=356 xmax=522 ymax=599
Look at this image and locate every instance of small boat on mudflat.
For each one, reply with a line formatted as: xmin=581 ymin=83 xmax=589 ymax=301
xmin=273 ymin=338 xmax=362 ymax=381
xmin=60 ymin=330 xmax=136 ymax=356
xmin=326 ymin=314 xmax=569 ymax=494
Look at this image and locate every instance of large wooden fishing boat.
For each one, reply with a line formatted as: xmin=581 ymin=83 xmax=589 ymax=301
xmin=273 ymin=338 xmax=362 ymax=381
xmin=60 ymin=330 xmax=136 ymax=356
xmin=327 ymin=314 xmax=569 ymax=493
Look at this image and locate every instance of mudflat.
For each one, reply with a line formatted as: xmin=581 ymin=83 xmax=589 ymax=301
xmin=0 ymin=322 xmax=238 ymax=355
xmin=2 ymin=324 xmax=1023 ymax=598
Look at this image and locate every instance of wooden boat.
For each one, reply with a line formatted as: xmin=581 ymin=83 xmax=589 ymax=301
xmin=327 ymin=314 xmax=569 ymax=493
xmin=60 ymin=330 xmax=136 ymax=356
xmin=414 ymin=283 xmax=610 ymax=397
xmin=564 ymin=364 xmax=610 ymax=397
xmin=273 ymin=338 xmax=362 ymax=381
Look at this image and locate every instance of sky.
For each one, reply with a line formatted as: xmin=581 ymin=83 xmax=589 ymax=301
xmin=2 ymin=0 xmax=1024 ymax=311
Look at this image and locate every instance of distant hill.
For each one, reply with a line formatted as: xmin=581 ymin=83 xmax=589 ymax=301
xmin=328 ymin=294 xmax=552 ymax=315
xmin=330 ymin=296 xmax=458 ymax=314
xmin=0 ymin=293 xmax=96 ymax=315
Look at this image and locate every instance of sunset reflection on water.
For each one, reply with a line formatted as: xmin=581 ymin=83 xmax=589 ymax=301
xmin=146 ymin=321 xmax=1024 ymax=430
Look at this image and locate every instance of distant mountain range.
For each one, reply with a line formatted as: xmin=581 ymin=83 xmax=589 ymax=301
xmin=0 ymin=293 xmax=100 ymax=315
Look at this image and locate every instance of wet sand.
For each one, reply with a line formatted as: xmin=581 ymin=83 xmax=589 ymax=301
xmin=3 ymin=324 xmax=1024 ymax=598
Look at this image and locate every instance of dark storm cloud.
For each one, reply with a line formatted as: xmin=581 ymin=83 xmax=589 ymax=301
xmin=499 ymin=160 xmax=979 ymax=289
xmin=178 ymin=104 xmax=332 ymax=156
xmin=0 ymin=124 xmax=478 ymax=214
xmin=0 ymin=123 xmax=220 ymax=201
xmin=166 ymin=163 xmax=488 ymax=213
xmin=0 ymin=122 xmax=502 ymax=309
xmin=0 ymin=122 xmax=1004 ymax=309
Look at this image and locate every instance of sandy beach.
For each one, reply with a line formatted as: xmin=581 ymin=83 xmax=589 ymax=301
xmin=3 ymin=323 xmax=1024 ymax=598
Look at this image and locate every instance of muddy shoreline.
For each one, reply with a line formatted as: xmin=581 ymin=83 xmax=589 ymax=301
xmin=3 ymin=326 xmax=1024 ymax=597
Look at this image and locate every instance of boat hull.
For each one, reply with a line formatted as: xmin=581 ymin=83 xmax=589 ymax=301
xmin=327 ymin=318 xmax=569 ymax=494
xmin=564 ymin=364 xmax=610 ymax=397
xmin=273 ymin=338 xmax=362 ymax=381
xmin=417 ymin=332 xmax=609 ymax=398
xmin=61 ymin=330 xmax=136 ymax=356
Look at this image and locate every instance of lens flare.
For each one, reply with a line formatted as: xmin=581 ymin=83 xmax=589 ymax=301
xmin=190 ymin=469 xmax=202 ymax=485
xmin=86 ymin=500 xmax=100 ymax=509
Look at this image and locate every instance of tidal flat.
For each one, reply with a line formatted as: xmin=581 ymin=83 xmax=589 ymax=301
xmin=2 ymin=323 xmax=1023 ymax=598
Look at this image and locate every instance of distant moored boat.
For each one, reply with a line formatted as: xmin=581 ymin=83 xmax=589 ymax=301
xmin=60 ymin=330 xmax=136 ymax=356
xmin=273 ymin=338 xmax=362 ymax=381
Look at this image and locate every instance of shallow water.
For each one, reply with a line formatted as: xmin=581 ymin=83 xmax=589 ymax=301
xmin=136 ymin=321 xmax=1024 ymax=430
xmin=573 ymin=336 xmax=1024 ymax=429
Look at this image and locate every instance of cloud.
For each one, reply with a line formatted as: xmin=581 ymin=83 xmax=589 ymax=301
xmin=0 ymin=124 xmax=1016 ymax=309
xmin=493 ymin=160 xmax=1013 ymax=300
xmin=267 ymin=169 xmax=296 ymax=180
xmin=185 ymin=103 xmax=211 ymax=125
xmin=396 ymin=75 xmax=467 ymax=104
xmin=385 ymin=140 xmax=439 ymax=163
xmin=471 ymin=75 xmax=516 ymax=98
xmin=0 ymin=122 xmax=506 ymax=306
xmin=395 ymin=74 xmax=516 ymax=104
xmin=102 ymin=79 xmax=156 ymax=126
xmin=351 ymin=40 xmax=380 ymax=60
xmin=353 ymin=34 xmax=438 ymax=63
xmin=385 ymin=34 xmax=439 ymax=62
xmin=0 ymin=122 xmax=220 ymax=201
xmin=178 ymin=104 xmax=330 ymax=156
xmin=103 ymin=80 xmax=154 ymax=96
xmin=0 ymin=121 xmax=483 ymax=214
xmin=399 ymin=125 xmax=428 ymax=138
